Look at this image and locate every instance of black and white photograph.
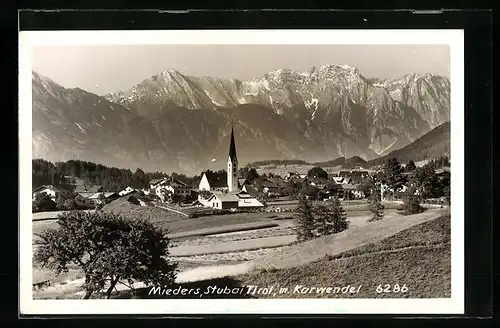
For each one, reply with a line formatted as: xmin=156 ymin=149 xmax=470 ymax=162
xmin=19 ymin=29 xmax=464 ymax=315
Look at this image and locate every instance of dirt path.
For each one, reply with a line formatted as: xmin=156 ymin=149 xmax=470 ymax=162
xmin=155 ymin=205 xmax=189 ymax=217
xmin=170 ymin=235 xmax=297 ymax=257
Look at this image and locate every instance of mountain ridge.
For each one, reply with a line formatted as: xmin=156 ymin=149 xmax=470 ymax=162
xmin=32 ymin=65 xmax=450 ymax=175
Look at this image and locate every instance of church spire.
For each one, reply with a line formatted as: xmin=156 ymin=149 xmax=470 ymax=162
xmin=229 ymin=124 xmax=237 ymax=163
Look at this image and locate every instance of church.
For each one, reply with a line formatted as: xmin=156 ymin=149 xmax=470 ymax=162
xmin=196 ymin=126 xmax=264 ymax=210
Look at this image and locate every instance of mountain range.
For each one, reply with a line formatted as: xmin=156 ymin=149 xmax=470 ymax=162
xmin=32 ymin=64 xmax=450 ymax=175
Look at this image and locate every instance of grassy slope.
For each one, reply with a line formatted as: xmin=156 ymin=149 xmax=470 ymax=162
xmin=236 ymin=214 xmax=451 ymax=298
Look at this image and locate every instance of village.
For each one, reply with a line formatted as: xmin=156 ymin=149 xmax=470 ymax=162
xmin=31 ymin=125 xmax=451 ymax=299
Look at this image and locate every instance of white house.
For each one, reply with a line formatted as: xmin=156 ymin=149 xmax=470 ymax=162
xmin=32 ymin=185 xmax=66 ymax=202
xmin=151 ymin=178 xmax=191 ymax=201
xmin=118 ymin=186 xmax=136 ymax=196
xmin=206 ymin=193 xmax=240 ymax=210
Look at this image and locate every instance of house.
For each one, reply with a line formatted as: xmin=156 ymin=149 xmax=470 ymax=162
xmin=333 ymin=177 xmax=352 ymax=185
xmin=235 ymin=190 xmax=264 ymax=209
xmin=339 ymin=184 xmax=364 ymax=200
xmin=150 ymin=178 xmax=191 ymax=201
xmin=118 ymin=186 xmax=136 ymax=196
xmin=149 ymin=178 xmax=169 ymax=190
xmin=238 ymin=178 xmax=248 ymax=189
xmin=88 ymin=192 xmax=120 ymax=204
xmin=74 ymin=185 xmax=103 ymax=198
xmin=32 ymin=185 xmax=67 ymax=202
xmin=206 ymin=193 xmax=240 ymax=210
xmin=284 ymin=171 xmax=301 ymax=181
xmin=339 ymin=171 xmax=351 ymax=178
xmin=260 ymin=178 xmax=282 ymax=195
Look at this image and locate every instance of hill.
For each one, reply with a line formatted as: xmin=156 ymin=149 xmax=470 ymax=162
xmin=367 ymin=121 xmax=450 ymax=167
xmin=311 ymin=157 xmax=346 ymax=167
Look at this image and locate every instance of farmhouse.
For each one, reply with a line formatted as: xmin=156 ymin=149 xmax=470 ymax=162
xmin=197 ymin=125 xmax=263 ymax=209
xmin=32 ymin=185 xmax=67 ymax=201
xmin=88 ymin=192 xmax=120 ymax=204
xmin=75 ymin=184 xmax=103 ymax=198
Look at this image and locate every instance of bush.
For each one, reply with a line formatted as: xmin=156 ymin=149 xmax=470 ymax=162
xmin=34 ymin=211 xmax=177 ymax=299
xmin=128 ymin=195 xmax=140 ymax=205
xmin=368 ymin=186 xmax=384 ymax=222
xmin=33 ymin=193 xmax=57 ymax=212
xmin=399 ymin=188 xmax=424 ymax=215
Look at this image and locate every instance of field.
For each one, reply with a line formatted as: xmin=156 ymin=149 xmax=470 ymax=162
xmin=235 ymin=214 xmax=451 ymax=298
xmin=31 ymin=196 xmax=450 ymax=299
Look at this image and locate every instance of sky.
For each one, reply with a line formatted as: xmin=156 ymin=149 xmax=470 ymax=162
xmin=32 ymin=44 xmax=450 ymax=95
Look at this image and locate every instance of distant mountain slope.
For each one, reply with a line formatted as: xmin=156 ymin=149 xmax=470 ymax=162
xmin=32 ymin=65 xmax=450 ymax=175
xmin=367 ymin=121 xmax=451 ymax=166
xmin=311 ymin=157 xmax=346 ymax=167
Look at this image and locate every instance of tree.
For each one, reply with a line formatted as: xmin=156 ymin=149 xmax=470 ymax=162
xmin=295 ymin=195 xmax=316 ymax=242
xmin=368 ymin=185 xmax=384 ymax=222
xmin=34 ymin=211 xmax=177 ymax=299
xmin=329 ymin=197 xmax=349 ymax=233
xmin=410 ymin=165 xmax=442 ymax=199
xmin=315 ymin=197 xmax=349 ymax=236
xmin=405 ymin=160 xmax=417 ymax=173
xmin=300 ymin=185 xmax=320 ymax=200
xmin=382 ymin=158 xmax=406 ymax=191
xmin=33 ymin=193 xmax=57 ymax=212
xmin=245 ymin=168 xmax=259 ymax=183
xmin=399 ymin=187 xmax=424 ymax=215
xmin=307 ymin=167 xmax=328 ymax=180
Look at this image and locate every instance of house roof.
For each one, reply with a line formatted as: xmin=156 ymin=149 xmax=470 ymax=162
xmin=204 ymin=172 xmax=228 ymax=188
xmin=150 ymin=178 xmax=169 ymax=186
xmin=74 ymin=184 xmax=103 ymax=193
xmin=32 ymin=185 xmax=67 ymax=194
xmin=208 ymin=193 xmax=240 ymax=202
xmin=342 ymin=184 xmax=361 ymax=190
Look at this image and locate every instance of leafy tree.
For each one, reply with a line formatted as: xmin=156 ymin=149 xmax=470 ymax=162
xmin=307 ymin=167 xmax=328 ymax=180
xmin=295 ymin=195 xmax=316 ymax=242
xmin=34 ymin=211 xmax=177 ymax=299
xmin=405 ymin=160 xmax=417 ymax=173
xmin=245 ymin=168 xmax=259 ymax=183
xmin=399 ymin=187 xmax=424 ymax=215
xmin=368 ymin=185 xmax=384 ymax=222
xmin=382 ymin=158 xmax=406 ymax=191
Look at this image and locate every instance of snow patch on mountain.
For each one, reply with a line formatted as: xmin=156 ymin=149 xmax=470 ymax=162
xmin=74 ymin=123 xmax=87 ymax=134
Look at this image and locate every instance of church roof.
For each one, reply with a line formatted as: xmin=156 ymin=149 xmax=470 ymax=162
xmin=204 ymin=171 xmax=228 ymax=188
xmin=228 ymin=125 xmax=238 ymax=162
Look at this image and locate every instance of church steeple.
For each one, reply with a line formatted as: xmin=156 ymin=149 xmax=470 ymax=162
xmin=227 ymin=123 xmax=238 ymax=193
xmin=228 ymin=125 xmax=238 ymax=163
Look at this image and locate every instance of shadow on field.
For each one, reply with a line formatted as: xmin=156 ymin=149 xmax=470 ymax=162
xmin=113 ymin=277 xmax=256 ymax=299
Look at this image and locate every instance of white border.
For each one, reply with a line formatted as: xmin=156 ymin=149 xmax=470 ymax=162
xmin=19 ymin=29 xmax=464 ymax=315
